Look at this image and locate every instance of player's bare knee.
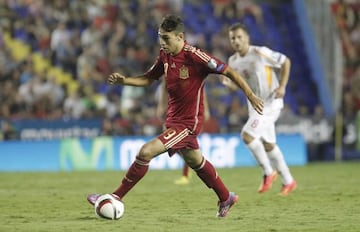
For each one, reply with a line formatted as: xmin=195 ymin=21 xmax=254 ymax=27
xmin=183 ymin=157 xmax=197 ymax=168
xmin=183 ymin=154 xmax=202 ymax=169
xmin=241 ymin=132 xmax=253 ymax=145
xmin=138 ymin=144 xmax=155 ymax=161
xmin=263 ymin=142 xmax=275 ymax=152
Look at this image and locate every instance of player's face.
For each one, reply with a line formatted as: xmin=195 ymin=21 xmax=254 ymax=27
xmin=229 ymin=28 xmax=250 ymax=56
xmin=158 ymin=29 xmax=183 ymax=55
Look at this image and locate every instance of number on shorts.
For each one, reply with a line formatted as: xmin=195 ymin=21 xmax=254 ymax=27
xmin=163 ymin=128 xmax=176 ymax=140
xmin=251 ymin=119 xmax=259 ymax=128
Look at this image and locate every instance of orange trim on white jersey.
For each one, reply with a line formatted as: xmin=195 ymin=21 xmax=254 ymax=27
xmin=265 ymin=66 xmax=272 ymax=90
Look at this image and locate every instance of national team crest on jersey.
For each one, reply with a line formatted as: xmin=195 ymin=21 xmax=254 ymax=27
xmin=179 ymin=65 xmax=189 ymax=79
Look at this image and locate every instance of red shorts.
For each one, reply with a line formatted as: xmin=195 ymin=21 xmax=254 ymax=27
xmin=157 ymin=124 xmax=199 ymax=156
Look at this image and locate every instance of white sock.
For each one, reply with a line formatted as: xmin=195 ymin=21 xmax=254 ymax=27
xmin=247 ymin=139 xmax=273 ymax=176
xmin=267 ymin=145 xmax=294 ymax=185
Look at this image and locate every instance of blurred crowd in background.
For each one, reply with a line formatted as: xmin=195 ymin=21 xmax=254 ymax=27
xmin=0 ymin=0 xmax=359 ymax=143
xmin=332 ymin=0 xmax=360 ymax=121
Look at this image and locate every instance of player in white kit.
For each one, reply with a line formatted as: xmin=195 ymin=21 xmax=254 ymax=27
xmin=221 ymin=23 xmax=297 ymax=196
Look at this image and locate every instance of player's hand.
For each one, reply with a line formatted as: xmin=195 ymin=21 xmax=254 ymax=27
xmin=248 ymin=93 xmax=264 ymax=115
xmin=274 ymin=86 xmax=286 ymax=98
xmin=108 ymin=73 xmax=125 ymax=85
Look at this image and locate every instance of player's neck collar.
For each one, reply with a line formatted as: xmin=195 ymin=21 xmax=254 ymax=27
xmin=238 ymin=46 xmax=250 ymax=57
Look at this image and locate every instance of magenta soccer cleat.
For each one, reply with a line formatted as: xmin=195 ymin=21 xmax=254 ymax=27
xmin=216 ymin=192 xmax=239 ymax=218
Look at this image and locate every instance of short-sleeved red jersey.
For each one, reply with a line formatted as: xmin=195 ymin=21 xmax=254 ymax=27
xmin=145 ymin=42 xmax=227 ymax=134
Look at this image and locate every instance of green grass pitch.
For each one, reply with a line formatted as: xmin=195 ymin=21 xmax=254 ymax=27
xmin=0 ymin=162 xmax=359 ymax=232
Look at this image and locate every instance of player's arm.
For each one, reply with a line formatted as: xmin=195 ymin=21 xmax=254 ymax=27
xmin=108 ymin=54 xmax=163 ymax=87
xmin=108 ymin=73 xmax=155 ymax=87
xmin=203 ymin=91 xmax=210 ymax=121
xmin=219 ymin=75 xmax=238 ymax=91
xmin=274 ymin=57 xmax=291 ymax=98
xmin=222 ymin=66 xmax=264 ymax=114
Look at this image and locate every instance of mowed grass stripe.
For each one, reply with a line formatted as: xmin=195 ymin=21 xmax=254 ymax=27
xmin=0 ymin=162 xmax=359 ymax=232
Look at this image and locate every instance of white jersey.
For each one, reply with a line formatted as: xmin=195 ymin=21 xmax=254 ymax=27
xmin=228 ymin=45 xmax=286 ymax=115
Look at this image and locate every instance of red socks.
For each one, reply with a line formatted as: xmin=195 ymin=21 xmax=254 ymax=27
xmin=195 ymin=158 xmax=229 ymax=202
xmin=113 ymin=157 xmax=149 ymax=199
xmin=113 ymin=156 xmax=229 ymax=203
xmin=183 ymin=164 xmax=189 ymax=177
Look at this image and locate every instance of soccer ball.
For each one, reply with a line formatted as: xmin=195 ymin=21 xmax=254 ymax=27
xmin=94 ymin=194 xmax=125 ymax=220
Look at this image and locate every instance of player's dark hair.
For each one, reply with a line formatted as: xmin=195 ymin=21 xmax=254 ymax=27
xmin=229 ymin=23 xmax=249 ymax=35
xmin=160 ymin=14 xmax=184 ymax=33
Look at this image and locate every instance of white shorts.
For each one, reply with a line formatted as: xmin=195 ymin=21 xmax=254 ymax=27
xmin=242 ymin=108 xmax=281 ymax=144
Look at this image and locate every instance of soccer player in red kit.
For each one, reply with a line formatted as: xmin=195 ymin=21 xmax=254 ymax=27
xmin=87 ymin=14 xmax=263 ymax=218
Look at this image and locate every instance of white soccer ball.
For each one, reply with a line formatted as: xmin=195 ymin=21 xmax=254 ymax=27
xmin=94 ymin=194 xmax=125 ymax=220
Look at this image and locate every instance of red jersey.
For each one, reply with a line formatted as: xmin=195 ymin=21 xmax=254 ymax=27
xmin=145 ymin=42 xmax=227 ymax=134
